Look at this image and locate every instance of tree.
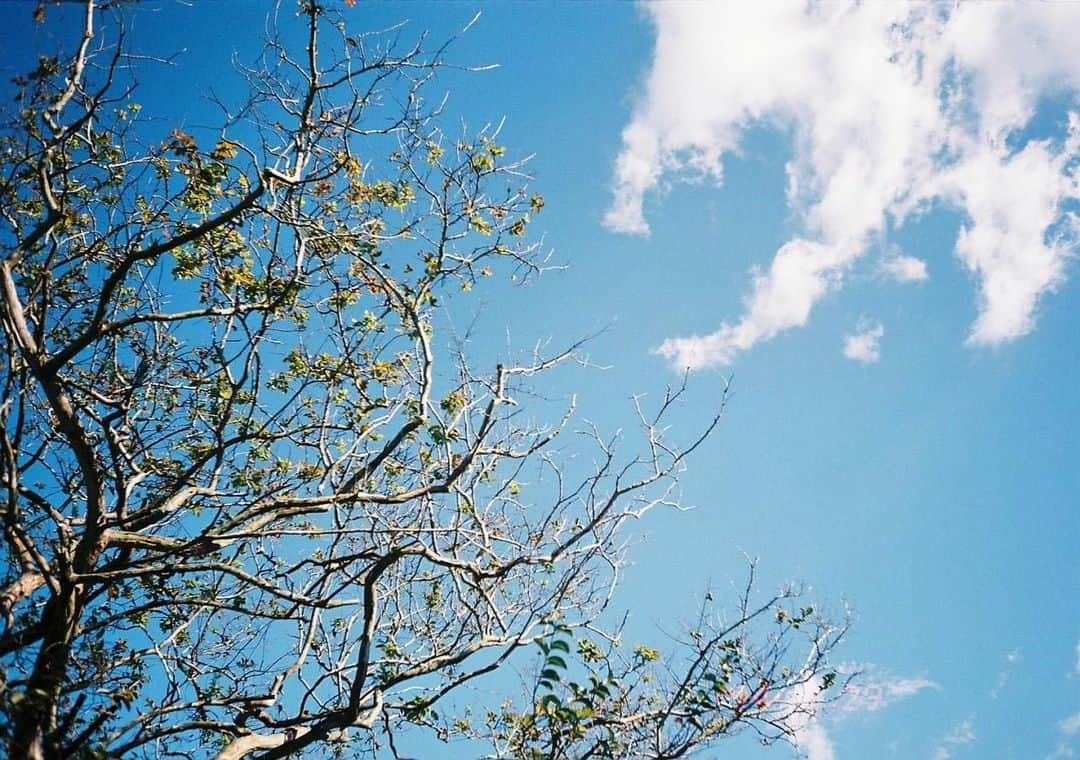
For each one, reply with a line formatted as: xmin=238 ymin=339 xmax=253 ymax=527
xmin=0 ymin=2 xmax=848 ymax=758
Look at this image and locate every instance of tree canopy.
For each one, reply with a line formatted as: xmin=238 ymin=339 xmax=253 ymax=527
xmin=0 ymin=3 xmax=847 ymax=758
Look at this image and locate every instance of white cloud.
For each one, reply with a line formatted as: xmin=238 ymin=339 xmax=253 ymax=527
xmin=1051 ymin=699 xmax=1079 ymax=760
xmin=843 ymin=320 xmax=885 ymax=364
xmin=943 ymin=138 xmax=1076 ymax=346
xmin=785 ymin=678 xmax=837 ymax=760
xmin=990 ymin=648 xmax=1021 ymax=699
xmin=946 ymin=719 xmax=977 ymax=744
xmin=1046 ymin=744 xmax=1076 ymax=760
xmin=882 ymin=253 xmax=929 ymax=283
xmin=932 ymin=718 xmax=976 ymax=760
xmin=656 ymin=238 xmax=843 ymax=368
xmin=781 ymin=669 xmax=936 ymax=760
xmin=610 ymin=2 xmax=1080 ymax=369
xmin=837 ymin=671 xmax=939 ymax=714
xmin=797 ymin=719 xmax=836 ymax=760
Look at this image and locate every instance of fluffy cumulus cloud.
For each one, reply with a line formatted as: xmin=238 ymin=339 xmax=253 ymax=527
xmin=609 ymin=2 xmax=1080 ymax=369
xmin=843 ymin=319 xmax=885 ymax=364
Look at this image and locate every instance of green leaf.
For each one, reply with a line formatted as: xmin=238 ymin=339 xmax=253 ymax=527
xmin=540 ymin=694 xmax=561 ymax=712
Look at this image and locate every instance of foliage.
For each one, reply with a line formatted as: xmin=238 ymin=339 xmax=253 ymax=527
xmin=0 ymin=2 xmax=848 ymax=759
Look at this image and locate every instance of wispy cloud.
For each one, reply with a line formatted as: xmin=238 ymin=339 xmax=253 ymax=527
xmin=1048 ymin=709 xmax=1080 ymax=760
xmin=784 ymin=669 xmax=937 ymax=759
xmin=1045 ymin=744 xmax=1076 ymax=760
xmin=932 ymin=718 xmax=976 ymax=760
xmin=836 ymin=671 xmax=939 ymax=713
xmin=613 ymin=3 xmax=1080 ymax=369
xmin=843 ymin=320 xmax=885 ymax=364
xmin=990 ymin=648 xmax=1021 ymax=699
xmin=797 ymin=719 xmax=836 ymax=760
xmin=785 ymin=679 xmax=836 ymax=760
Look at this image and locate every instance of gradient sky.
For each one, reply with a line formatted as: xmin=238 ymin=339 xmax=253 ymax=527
xmin=4 ymin=2 xmax=1079 ymax=759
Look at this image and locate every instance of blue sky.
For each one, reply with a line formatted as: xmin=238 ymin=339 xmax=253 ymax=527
xmin=5 ymin=2 xmax=1079 ymax=758
xmin=389 ymin=5 xmax=1080 ymax=757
